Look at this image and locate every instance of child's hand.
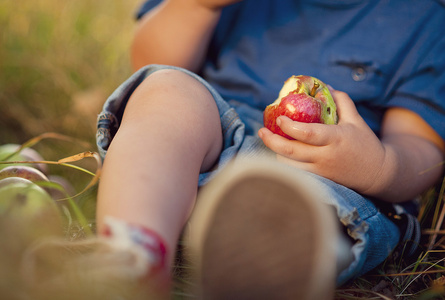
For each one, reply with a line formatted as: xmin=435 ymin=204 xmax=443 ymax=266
xmin=258 ymin=89 xmax=387 ymax=195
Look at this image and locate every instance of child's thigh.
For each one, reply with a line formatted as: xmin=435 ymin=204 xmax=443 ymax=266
xmin=96 ymin=64 xmax=270 ymax=182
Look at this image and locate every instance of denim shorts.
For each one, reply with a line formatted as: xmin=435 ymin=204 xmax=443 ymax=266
xmin=96 ymin=64 xmax=419 ymax=286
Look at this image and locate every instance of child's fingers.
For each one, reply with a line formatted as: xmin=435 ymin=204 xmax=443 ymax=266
xmin=258 ymin=127 xmax=317 ymax=163
xmin=277 ymin=116 xmax=335 ymax=146
xmin=330 ymin=90 xmax=360 ymax=122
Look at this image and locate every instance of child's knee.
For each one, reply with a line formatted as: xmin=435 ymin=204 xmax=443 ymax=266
xmin=134 ymin=68 xmax=213 ymax=104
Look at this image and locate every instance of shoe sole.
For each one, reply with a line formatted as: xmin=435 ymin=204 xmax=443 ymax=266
xmin=186 ymin=158 xmax=338 ymax=300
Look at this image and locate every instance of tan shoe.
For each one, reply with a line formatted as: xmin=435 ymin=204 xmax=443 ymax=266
xmin=186 ymin=158 xmax=339 ymax=300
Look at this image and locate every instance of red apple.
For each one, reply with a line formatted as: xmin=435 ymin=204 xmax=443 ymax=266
xmin=0 ymin=144 xmax=48 ymax=174
xmin=0 ymin=178 xmax=57 ymax=216
xmin=0 ymin=178 xmax=62 ymax=227
xmin=47 ymin=174 xmax=76 ymax=201
xmin=263 ymin=75 xmax=337 ymax=139
xmin=0 ymin=165 xmax=49 ymax=183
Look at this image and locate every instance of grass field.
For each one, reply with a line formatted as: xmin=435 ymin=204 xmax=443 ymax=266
xmin=0 ymin=0 xmax=140 ymax=146
xmin=1 ymin=1 xmax=444 ymax=299
xmin=0 ymin=0 xmax=141 ymax=212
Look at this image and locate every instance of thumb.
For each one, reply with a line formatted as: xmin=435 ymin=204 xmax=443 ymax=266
xmin=330 ymin=89 xmax=360 ymax=123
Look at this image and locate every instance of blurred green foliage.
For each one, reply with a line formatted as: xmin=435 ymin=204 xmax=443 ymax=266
xmin=1 ymin=2 xmax=444 ymax=299
xmin=0 ymin=0 xmax=143 ymax=220
xmin=0 ymin=0 xmax=141 ymax=146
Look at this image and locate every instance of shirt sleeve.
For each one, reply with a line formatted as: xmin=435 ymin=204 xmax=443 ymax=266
xmin=135 ymin=0 xmax=164 ymax=20
xmin=386 ymin=18 xmax=445 ymax=140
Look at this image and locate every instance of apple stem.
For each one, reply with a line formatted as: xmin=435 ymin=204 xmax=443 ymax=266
xmin=310 ymin=81 xmax=319 ymax=97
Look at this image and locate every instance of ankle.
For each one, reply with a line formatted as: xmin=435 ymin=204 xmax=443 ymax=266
xmin=101 ymin=216 xmax=170 ymax=282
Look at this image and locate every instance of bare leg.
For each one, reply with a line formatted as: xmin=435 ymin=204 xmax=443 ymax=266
xmin=96 ymin=69 xmax=223 ymax=267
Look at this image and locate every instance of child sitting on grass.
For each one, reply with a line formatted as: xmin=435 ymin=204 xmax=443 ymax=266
xmin=93 ymin=0 xmax=445 ymax=298
xmin=24 ymin=0 xmax=445 ymax=299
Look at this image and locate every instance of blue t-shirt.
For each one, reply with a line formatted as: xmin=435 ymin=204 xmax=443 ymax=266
xmin=136 ymin=0 xmax=445 ymax=139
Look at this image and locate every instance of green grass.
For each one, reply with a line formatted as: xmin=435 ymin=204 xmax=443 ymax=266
xmin=0 ymin=0 xmax=141 ymax=205
xmin=0 ymin=0 xmax=139 ymax=148
xmin=333 ymin=177 xmax=445 ymax=300
xmin=1 ymin=1 xmax=444 ymax=299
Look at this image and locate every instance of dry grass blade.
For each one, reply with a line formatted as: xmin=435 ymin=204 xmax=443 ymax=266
xmin=384 ymin=269 xmax=445 ymax=277
xmin=428 ymin=175 xmax=445 ymax=250
xmin=2 ymin=132 xmax=93 ymax=162
xmin=419 ymin=161 xmax=445 ymax=176
xmin=0 ymin=151 xmax=102 ymax=237
xmin=0 ymin=151 xmax=102 ymax=199
xmin=55 ymin=151 xmax=102 ymax=237
xmin=57 ymin=151 xmax=102 ymax=198
xmin=397 ymin=256 xmax=445 ymax=296
xmin=22 ymin=132 xmax=93 ymax=149
xmin=335 ymin=288 xmax=395 ymax=300
xmin=57 ymin=151 xmax=98 ymax=163
xmin=423 ymin=229 xmax=445 ymax=235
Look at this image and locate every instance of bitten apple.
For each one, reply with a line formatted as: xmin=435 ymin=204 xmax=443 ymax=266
xmin=263 ymin=75 xmax=337 ymax=139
